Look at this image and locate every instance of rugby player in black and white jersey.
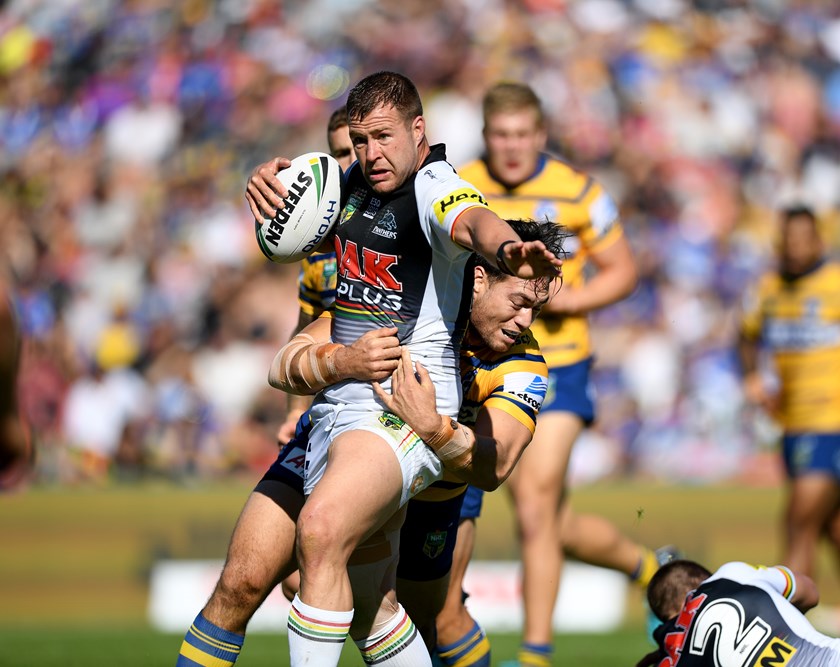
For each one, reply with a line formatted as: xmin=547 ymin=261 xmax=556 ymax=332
xmin=244 ymin=71 xmax=562 ymax=667
xmin=639 ymin=559 xmax=840 ymax=667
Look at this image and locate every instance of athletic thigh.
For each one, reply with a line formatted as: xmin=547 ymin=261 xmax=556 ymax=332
xmin=787 ymin=475 xmax=840 ymax=527
xmin=507 ymin=410 xmax=583 ymax=500
xmin=300 ymin=428 xmax=405 ymax=550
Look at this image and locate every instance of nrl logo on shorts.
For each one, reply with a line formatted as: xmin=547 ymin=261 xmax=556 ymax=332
xmin=423 ymin=530 xmax=447 ymax=559
xmin=379 ymin=412 xmax=405 ymax=430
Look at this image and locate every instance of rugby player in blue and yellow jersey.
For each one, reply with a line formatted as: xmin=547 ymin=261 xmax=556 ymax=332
xmin=458 ymin=82 xmax=666 ymax=667
xmin=739 ymin=205 xmax=840 ymax=582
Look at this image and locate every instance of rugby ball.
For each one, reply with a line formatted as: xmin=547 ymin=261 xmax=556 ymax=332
xmin=255 ymin=152 xmax=342 ymax=264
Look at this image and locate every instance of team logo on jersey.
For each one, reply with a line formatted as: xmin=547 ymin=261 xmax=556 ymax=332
xmin=433 ymin=188 xmax=488 ymax=226
xmin=423 ymin=530 xmax=447 ymax=559
xmin=372 ymin=209 xmax=398 ymax=239
xmin=322 ymin=256 xmax=337 ymax=279
xmin=363 ymin=197 xmax=382 ymax=219
xmin=503 ymin=372 xmax=548 ymax=410
xmin=340 ymin=188 xmax=366 ymax=225
xmin=379 ymin=412 xmax=405 ymax=430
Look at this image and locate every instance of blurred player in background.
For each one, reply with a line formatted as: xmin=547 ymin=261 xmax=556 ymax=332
xmin=638 ymin=559 xmax=831 ymax=666
xmin=739 ymin=205 xmax=840 ymax=581
xmin=276 ymin=107 xmax=353 ymax=445
xmin=457 ymin=82 xmax=658 ymax=667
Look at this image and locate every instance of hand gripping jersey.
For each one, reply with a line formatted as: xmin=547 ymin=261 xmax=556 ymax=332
xmin=326 ymin=144 xmax=489 ymax=417
xmin=458 ymin=154 xmax=623 ymax=368
xmin=739 ymin=261 xmax=840 ymax=433
xmin=654 ymin=562 xmax=840 ymax=666
xmin=414 ymin=328 xmax=549 ymax=503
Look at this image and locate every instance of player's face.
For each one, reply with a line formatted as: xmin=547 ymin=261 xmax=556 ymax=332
xmin=469 ymin=267 xmax=551 ymax=352
xmin=781 ymin=214 xmax=822 ymax=275
xmin=350 ymin=104 xmax=425 ymax=194
xmin=483 ymin=108 xmax=546 ymax=188
xmin=328 ymin=125 xmax=354 ymax=172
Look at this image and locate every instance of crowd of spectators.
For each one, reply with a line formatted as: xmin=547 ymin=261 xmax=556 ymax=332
xmin=3 ymin=0 xmax=840 ymax=486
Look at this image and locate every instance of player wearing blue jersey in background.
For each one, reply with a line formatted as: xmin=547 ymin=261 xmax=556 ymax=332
xmin=739 ymin=205 xmax=840 ymax=584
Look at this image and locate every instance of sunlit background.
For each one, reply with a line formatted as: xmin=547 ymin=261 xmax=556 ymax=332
xmin=3 ymin=0 xmax=840 ymax=662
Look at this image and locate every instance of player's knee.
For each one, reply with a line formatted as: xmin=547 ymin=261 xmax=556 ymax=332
xmin=514 ymin=499 xmax=558 ymax=539
xmin=297 ymin=503 xmax=354 ymax=565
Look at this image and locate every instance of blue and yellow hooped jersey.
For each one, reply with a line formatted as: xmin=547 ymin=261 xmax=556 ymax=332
xmin=740 ymin=260 xmax=840 ymax=432
xmin=458 ymin=154 xmax=624 ymax=368
xmin=415 ymin=328 xmax=549 ymax=502
xmin=297 ymin=251 xmax=337 ymax=318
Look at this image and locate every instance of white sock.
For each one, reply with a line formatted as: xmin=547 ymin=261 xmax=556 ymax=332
xmin=354 ymin=604 xmax=432 ymax=666
xmin=287 ymin=594 xmax=353 ymax=667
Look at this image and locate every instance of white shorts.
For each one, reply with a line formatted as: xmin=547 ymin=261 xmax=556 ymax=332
xmin=303 ymin=401 xmax=445 ymax=507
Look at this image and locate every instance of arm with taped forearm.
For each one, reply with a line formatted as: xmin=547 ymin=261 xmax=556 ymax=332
xmin=372 ymin=347 xmax=532 ymax=490
xmin=269 ymin=316 xmax=401 ymax=395
xmin=409 ymin=410 xmax=532 ymax=491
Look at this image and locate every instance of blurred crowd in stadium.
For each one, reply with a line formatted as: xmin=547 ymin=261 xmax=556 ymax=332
xmin=3 ymin=0 xmax=840 ymax=486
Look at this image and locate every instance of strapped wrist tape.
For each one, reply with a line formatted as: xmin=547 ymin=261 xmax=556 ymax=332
xmin=275 ymin=332 xmax=342 ymax=393
xmin=425 ymin=416 xmax=473 ymax=470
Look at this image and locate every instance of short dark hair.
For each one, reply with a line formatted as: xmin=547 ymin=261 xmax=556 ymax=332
xmin=781 ymin=204 xmax=817 ymax=226
xmin=474 ymin=218 xmax=568 ymax=291
xmin=327 ymin=107 xmax=348 ymax=133
xmin=647 ymin=560 xmax=712 ymax=622
xmin=346 ymin=71 xmax=423 ymax=124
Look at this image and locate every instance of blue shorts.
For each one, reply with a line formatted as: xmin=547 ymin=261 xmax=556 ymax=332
xmin=259 ymin=413 xmax=313 ymax=493
xmin=397 ymin=491 xmax=466 ymax=582
xmin=460 ymin=484 xmax=484 ymax=520
xmin=541 ymin=357 xmax=596 ymax=425
xmin=783 ymin=432 xmax=840 ymax=479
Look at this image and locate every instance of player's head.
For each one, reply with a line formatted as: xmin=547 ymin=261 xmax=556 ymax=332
xmin=326 ymin=107 xmax=354 ymax=172
xmin=779 ymin=204 xmax=822 ymax=276
xmin=647 ymin=560 xmax=711 ymax=622
xmin=469 ymin=219 xmax=566 ymax=352
xmin=346 ymin=71 xmax=427 ymax=194
xmin=482 ymin=82 xmax=547 ymax=189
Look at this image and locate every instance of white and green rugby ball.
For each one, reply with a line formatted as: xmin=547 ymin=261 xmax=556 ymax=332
xmin=255 ymin=151 xmax=342 ymax=264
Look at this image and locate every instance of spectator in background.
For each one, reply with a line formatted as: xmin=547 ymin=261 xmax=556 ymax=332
xmin=1 ymin=0 xmax=840 ymax=490
xmin=738 ymin=205 xmax=840 ymax=581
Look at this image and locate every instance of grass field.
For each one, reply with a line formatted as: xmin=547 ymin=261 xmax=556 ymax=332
xmin=0 ymin=628 xmax=651 ymax=666
xmin=3 ymin=477 xmax=840 ymax=665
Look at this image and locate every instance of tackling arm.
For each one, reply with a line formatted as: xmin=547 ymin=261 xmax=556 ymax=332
xmin=372 ymin=347 xmax=534 ymax=491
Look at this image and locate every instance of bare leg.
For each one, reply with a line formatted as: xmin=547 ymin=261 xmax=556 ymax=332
xmin=559 ymin=502 xmax=646 ymax=577
xmin=506 ymin=411 xmax=582 ymax=645
xmin=784 ymin=474 xmax=840 ymax=578
xmin=203 ymin=481 xmax=303 ymax=632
